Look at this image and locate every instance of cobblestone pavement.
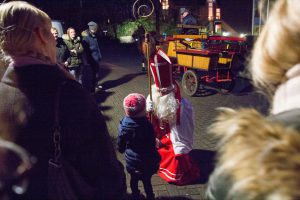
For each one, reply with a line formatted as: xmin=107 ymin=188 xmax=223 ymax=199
xmin=95 ymin=42 xmax=269 ymax=200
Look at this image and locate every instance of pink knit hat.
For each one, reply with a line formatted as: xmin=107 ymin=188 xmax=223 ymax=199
xmin=123 ymin=93 xmax=146 ymax=117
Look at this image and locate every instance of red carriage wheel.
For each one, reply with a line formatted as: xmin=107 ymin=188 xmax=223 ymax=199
xmin=182 ymin=70 xmax=198 ymax=96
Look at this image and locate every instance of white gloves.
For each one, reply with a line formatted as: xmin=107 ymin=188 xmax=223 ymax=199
xmin=146 ymin=98 xmax=154 ymax=112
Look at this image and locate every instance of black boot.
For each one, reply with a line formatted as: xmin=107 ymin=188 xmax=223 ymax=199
xmin=131 ymin=192 xmax=145 ymax=200
xmin=146 ymin=194 xmax=155 ymax=200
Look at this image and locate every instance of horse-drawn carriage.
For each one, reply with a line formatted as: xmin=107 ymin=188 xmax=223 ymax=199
xmin=159 ymin=34 xmax=249 ymax=96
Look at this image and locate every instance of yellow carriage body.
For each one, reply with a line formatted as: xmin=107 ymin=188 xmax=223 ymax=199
xmin=165 ymin=34 xmax=246 ymax=71
xmin=167 ymin=34 xmax=207 ymax=59
xmin=160 ymin=34 xmax=248 ymax=96
xmin=176 ymin=49 xmax=219 ymax=71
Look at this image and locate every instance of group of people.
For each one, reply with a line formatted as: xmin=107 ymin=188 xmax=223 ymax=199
xmin=51 ymin=21 xmax=102 ymax=93
xmin=0 ymin=1 xmax=200 ymax=200
xmin=0 ymin=1 xmax=125 ymax=200
xmin=1 ymin=0 xmax=300 ymax=200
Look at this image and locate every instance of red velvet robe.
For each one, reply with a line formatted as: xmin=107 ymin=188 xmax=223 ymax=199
xmin=151 ymin=98 xmax=200 ymax=185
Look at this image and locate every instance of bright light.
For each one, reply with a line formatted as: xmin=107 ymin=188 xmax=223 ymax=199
xmin=160 ymin=0 xmax=169 ymax=10
xmin=240 ymin=33 xmax=247 ymax=38
xmin=222 ymin=32 xmax=230 ymax=36
xmin=208 ymin=2 xmax=214 ymax=21
xmin=216 ymin=8 xmax=221 ymax=20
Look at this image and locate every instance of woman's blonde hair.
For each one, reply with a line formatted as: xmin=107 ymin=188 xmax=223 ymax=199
xmin=207 ymin=108 xmax=300 ymax=200
xmin=251 ymin=0 xmax=300 ymax=97
xmin=66 ymin=27 xmax=75 ymax=39
xmin=51 ymin=27 xmax=58 ymax=32
xmin=0 ymin=1 xmax=51 ymax=58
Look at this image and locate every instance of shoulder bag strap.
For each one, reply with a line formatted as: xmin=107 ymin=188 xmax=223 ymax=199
xmin=52 ymin=80 xmax=68 ymax=164
xmin=51 ymin=80 xmax=82 ymax=164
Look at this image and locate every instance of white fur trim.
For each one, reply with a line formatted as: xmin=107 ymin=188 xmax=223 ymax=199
xmin=159 ymin=168 xmax=183 ymax=181
xmin=159 ymin=84 xmax=175 ymax=94
xmin=170 ymin=98 xmax=194 ymax=155
xmin=157 ymin=49 xmax=172 ymax=64
xmin=154 ymin=55 xmax=162 ymax=88
xmin=272 ymin=64 xmax=300 ymax=114
xmin=286 ymin=63 xmax=300 ymax=79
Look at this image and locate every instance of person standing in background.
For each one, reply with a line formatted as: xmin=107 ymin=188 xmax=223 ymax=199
xmin=51 ymin=27 xmax=69 ymax=67
xmin=180 ymin=8 xmax=198 ymax=35
xmin=142 ymin=32 xmax=156 ymax=72
xmin=82 ymin=21 xmax=102 ymax=93
xmin=64 ymin=27 xmax=84 ymax=82
xmin=132 ymin=25 xmax=146 ymax=72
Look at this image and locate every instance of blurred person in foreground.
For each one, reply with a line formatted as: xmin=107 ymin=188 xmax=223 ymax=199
xmin=0 ymin=138 xmax=35 ymax=200
xmin=206 ymin=0 xmax=300 ymax=199
xmin=0 ymin=1 xmax=126 ymax=199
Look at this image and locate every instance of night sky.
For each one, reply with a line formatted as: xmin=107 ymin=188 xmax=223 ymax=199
xmin=25 ymin=0 xmax=253 ymax=34
xmin=220 ymin=0 xmax=253 ymax=33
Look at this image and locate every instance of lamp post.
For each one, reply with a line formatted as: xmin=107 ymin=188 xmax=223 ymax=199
xmin=160 ymin=0 xmax=169 ymax=10
xmin=160 ymin=0 xmax=169 ymax=20
xmin=207 ymin=0 xmax=216 ymax=35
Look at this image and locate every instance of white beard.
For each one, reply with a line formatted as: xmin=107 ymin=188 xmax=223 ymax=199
xmin=152 ymin=89 xmax=179 ymax=125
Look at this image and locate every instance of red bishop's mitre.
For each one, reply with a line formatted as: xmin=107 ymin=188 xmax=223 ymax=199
xmin=150 ymin=49 xmax=174 ymax=93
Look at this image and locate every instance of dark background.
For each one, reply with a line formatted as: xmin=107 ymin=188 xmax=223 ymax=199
xmin=24 ymin=0 xmax=253 ymax=34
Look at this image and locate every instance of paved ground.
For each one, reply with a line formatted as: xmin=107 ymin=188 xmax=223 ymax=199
xmin=95 ymin=41 xmax=269 ymax=200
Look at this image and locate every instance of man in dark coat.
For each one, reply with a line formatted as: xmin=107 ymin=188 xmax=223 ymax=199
xmin=82 ymin=21 xmax=102 ymax=93
xmin=132 ymin=25 xmax=146 ymax=71
xmin=51 ymin=27 xmax=69 ymax=67
xmin=180 ymin=8 xmax=198 ymax=35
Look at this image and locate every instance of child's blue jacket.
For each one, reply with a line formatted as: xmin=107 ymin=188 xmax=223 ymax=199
xmin=117 ymin=116 xmax=161 ymax=175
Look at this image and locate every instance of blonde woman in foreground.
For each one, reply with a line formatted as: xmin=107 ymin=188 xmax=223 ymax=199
xmin=0 ymin=1 xmax=126 ymax=199
xmin=206 ymin=0 xmax=300 ymax=199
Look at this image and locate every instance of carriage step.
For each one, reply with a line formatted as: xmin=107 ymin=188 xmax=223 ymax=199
xmin=216 ymin=79 xmax=232 ymax=82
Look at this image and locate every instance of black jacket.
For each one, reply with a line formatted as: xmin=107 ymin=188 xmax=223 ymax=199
xmin=82 ymin=30 xmax=102 ymax=66
xmin=182 ymin=14 xmax=198 ymax=35
xmin=55 ymin=37 xmax=69 ymax=64
xmin=118 ymin=116 xmax=161 ymax=175
xmin=0 ymin=64 xmax=126 ymax=200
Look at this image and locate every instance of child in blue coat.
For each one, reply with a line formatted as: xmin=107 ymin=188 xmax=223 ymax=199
xmin=118 ymin=93 xmax=161 ymax=200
